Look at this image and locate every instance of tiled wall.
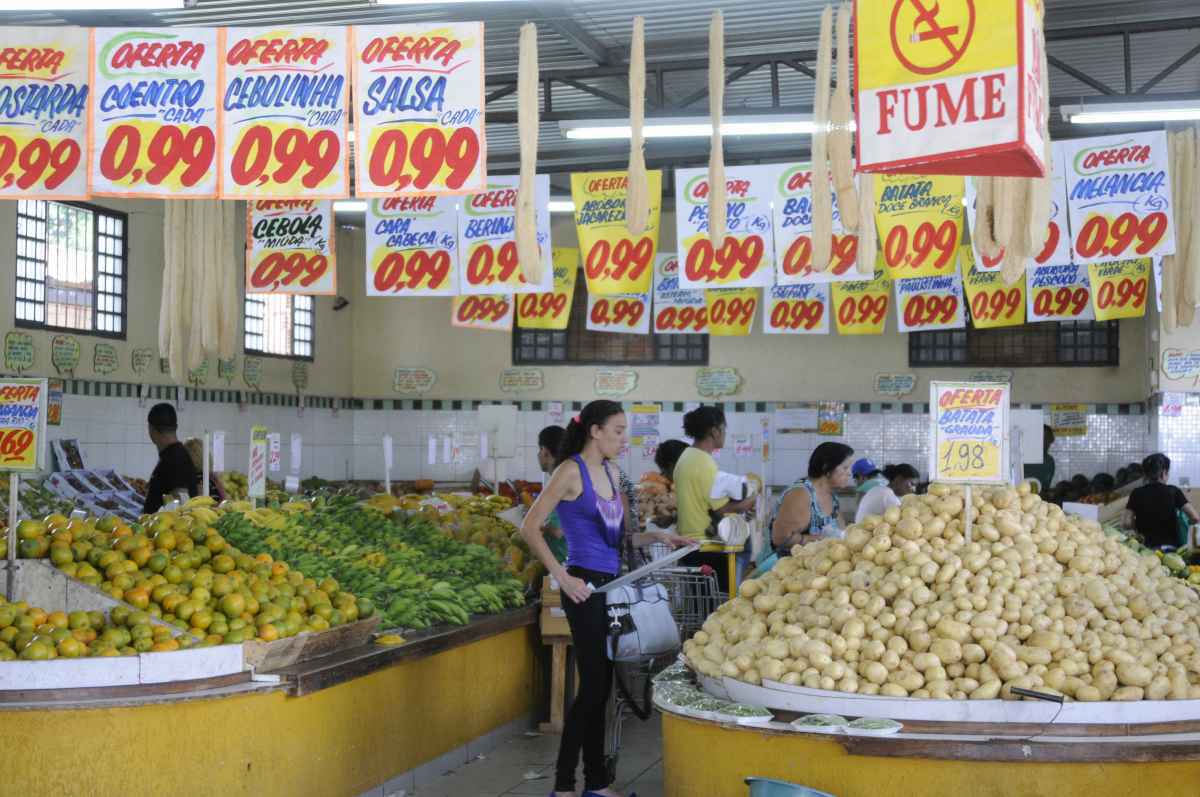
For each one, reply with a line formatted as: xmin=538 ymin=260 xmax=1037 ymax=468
xmin=1156 ymin=397 xmax=1200 ymax=488
xmin=46 ymin=390 xmax=1155 ymax=490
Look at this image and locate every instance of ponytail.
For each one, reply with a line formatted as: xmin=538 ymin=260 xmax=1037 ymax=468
xmin=556 ymin=399 xmax=625 ymax=465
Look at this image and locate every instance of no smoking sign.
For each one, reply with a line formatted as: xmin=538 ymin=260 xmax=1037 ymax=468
xmin=889 ymin=0 xmax=976 ymax=75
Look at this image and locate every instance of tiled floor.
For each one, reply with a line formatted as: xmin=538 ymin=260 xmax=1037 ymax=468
xmin=405 ymin=715 xmax=665 ymax=797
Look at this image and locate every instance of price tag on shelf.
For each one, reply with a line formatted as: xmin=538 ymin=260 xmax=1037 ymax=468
xmin=383 ymin=434 xmax=394 ymax=469
xmin=895 ymin=274 xmax=966 ymax=334
xmin=676 ymin=165 xmax=776 ymax=290
xmin=365 ymin=195 xmax=460 ymax=296
xmin=572 ymin=170 xmax=662 ymax=296
xmin=651 ymin=254 xmax=709 ymax=334
xmin=1026 ymin=264 xmax=1095 ymax=323
xmin=0 ymin=379 xmax=48 ymax=472
xmin=457 ymin=175 xmax=552 ymax=295
xmin=218 ymin=26 xmax=350 ymax=199
xmin=517 ymin=248 xmax=578 ymax=330
xmin=1088 ymin=258 xmax=1151 ymax=321
xmin=1063 ymin=131 xmax=1175 ymax=264
xmin=704 ymin=288 xmax=758 ymax=336
xmin=586 ymin=293 xmax=650 ymax=335
xmin=875 ymin=174 xmax=965 ymax=280
xmin=290 ymin=433 xmax=302 ymax=474
xmin=772 ymin=162 xmax=861 ymax=285
xmin=962 ymin=257 xmax=1026 ymax=328
xmin=451 ymin=294 xmax=514 ymax=332
xmin=246 ymin=200 xmax=337 ymax=295
xmin=929 ymin=382 xmax=1010 ymax=484
xmin=831 ymin=268 xmax=891 ymax=335
xmin=90 ymin=28 xmax=219 ymax=198
xmin=763 ymin=283 xmax=830 ymax=335
xmin=248 ymin=426 xmax=268 ymax=499
xmin=350 ymin=23 xmax=485 ymax=196
xmin=212 ymin=430 xmax=225 ymax=472
xmin=0 ymin=28 xmax=90 ymax=199
xmin=267 ymin=432 xmax=281 ymax=473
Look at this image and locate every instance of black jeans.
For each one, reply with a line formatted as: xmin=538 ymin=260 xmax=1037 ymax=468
xmin=555 ymin=566 xmax=615 ymax=793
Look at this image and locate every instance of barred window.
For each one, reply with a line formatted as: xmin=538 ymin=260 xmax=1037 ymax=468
xmin=909 ymin=321 xmax=1119 ymax=367
xmin=16 ymin=200 xmax=126 ymax=337
xmin=244 ymin=295 xmax=314 ymax=360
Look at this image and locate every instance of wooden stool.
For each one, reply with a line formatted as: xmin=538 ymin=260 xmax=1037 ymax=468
xmin=539 ymin=634 xmax=576 ymax=733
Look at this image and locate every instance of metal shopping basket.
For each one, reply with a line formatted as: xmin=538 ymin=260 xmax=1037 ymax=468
xmin=600 ymin=545 xmax=724 ymax=784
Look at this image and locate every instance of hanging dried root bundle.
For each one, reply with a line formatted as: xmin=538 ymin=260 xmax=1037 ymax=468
xmin=626 ymin=16 xmax=649 ymax=236
xmin=811 ymin=5 xmax=834 ymax=271
xmin=708 ymin=11 xmax=726 ymax=242
xmin=515 ymin=22 xmax=542 ymax=284
xmin=829 ymin=2 xmax=858 ymax=233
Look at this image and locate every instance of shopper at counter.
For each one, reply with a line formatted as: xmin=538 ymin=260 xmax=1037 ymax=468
xmin=771 ymin=442 xmax=855 ymax=555
xmin=143 ymin=403 xmax=199 ymax=514
xmin=852 ymin=458 xmax=886 ymax=494
xmin=854 ymin=463 xmax=919 ymax=523
xmin=1023 ymin=425 xmax=1057 ymax=492
xmin=537 ymin=425 xmax=569 ymax=564
xmin=1125 ymin=453 xmax=1199 ymax=549
xmin=674 ymin=406 xmax=756 ymax=540
xmin=521 ymin=400 xmax=690 ymax=797
xmin=654 ymin=439 xmax=689 ymax=480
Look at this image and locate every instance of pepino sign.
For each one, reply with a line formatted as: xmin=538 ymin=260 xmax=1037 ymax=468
xmin=855 ymin=0 xmax=1048 ymax=177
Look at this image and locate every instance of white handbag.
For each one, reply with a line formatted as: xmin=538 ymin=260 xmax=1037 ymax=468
xmin=716 ymin=513 xmax=752 ymax=546
xmin=604 ymin=579 xmax=680 ymax=663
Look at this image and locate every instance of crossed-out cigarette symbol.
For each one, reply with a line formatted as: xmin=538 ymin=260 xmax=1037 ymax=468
xmin=890 ymin=0 xmax=976 ymax=75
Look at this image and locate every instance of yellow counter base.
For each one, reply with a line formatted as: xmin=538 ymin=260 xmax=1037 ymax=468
xmin=1 ymin=625 xmax=536 ymax=797
xmin=662 ymin=712 xmax=1200 ymax=797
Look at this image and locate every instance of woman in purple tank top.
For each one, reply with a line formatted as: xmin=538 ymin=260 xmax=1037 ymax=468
xmin=522 ymin=400 xmax=689 ymax=797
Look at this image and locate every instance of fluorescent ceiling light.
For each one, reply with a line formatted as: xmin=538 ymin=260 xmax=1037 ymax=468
xmin=374 ymin=0 xmax=512 ymax=4
xmin=1062 ymin=100 xmax=1200 ymax=125
xmin=17 ymin=0 xmax=187 ymax=8
xmin=548 ymin=199 xmax=575 ymax=214
xmin=334 ymin=200 xmax=367 ymax=213
xmin=560 ymin=115 xmax=823 ymax=141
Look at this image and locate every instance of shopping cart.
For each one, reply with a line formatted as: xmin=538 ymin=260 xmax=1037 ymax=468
xmin=600 ymin=547 xmax=724 ymax=785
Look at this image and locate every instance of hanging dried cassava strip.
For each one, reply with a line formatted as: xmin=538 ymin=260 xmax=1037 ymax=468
xmin=829 ymin=2 xmax=858 ymax=233
xmin=626 ymin=16 xmax=649 ymax=236
xmin=515 ymin=22 xmax=542 ymax=284
xmin=856 ymin=172 xmax=876 ymax=274
xmin=708 ymin=11 xmax=726 ymax=242
xmin=811 ymin=5 xmax=834 ymax=271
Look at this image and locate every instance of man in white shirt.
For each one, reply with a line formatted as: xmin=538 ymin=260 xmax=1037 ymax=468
xmin=855 ymin=464 xmax=919 ymax=523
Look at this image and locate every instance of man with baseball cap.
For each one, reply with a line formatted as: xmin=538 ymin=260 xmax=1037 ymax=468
xmin=852 ymin=458 xmax=886 ymax=495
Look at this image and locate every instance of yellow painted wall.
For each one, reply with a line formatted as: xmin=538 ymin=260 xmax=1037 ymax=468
xmin=350 ymin=210 xmax=1150 ymax=403
xmin=0 ymin=625 xmax=536 ymax=797
xmin=0 ymin=199 xmax=355 ymax=396
xmin=662 ymin=712 xmax=1200 ymax=797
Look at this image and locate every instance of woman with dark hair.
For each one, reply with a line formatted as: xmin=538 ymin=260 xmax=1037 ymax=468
xmin=1125 ymin=453 xmax=1200 ymax=549
xmin=771 ymin=442 xmax=855 ymax=555
xmin=854 ymin=463 xmax=919 ymax=524
xmin=521 ymin=400 xmax=690 ymax=797
xmin=673 ymin=406 xmax=756 ymax=540
xmin=654 ymin=439 xmax=689 ymax=478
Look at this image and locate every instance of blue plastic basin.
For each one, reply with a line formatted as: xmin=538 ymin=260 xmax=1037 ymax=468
xmin=745 ymin=777 xmax=836 ymax=797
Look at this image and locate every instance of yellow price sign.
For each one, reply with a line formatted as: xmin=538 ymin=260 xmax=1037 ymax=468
xmin=571 ymin=170 xmax=662 ymax=296
xmin=517 ymin=248 xmax=578 ymax=331
xmin=1088 ymin=258 xmax=1150 ymax=321
xmin=875 ymin=174 xmax=965 ymax=280
xmin=963 ymin=257 xmax=1026 ymax=328
xmin=704 ymin=288 xmax=758 ymax=336
xmin=832 ymin=268 xmax=891 ymax=335
xmin=930 ymin=382 xmax=1009 ymax=483
xmin=0 ymin=379 xmax=48 ymax=472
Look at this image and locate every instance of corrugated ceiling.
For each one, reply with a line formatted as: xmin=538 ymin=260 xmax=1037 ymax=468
xmin=1 ymin=0 xmax=1198 ymax=171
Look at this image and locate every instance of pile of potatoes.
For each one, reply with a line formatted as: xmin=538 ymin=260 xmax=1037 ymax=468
xmin=684 ymin=482 xmax=1200 ymax=701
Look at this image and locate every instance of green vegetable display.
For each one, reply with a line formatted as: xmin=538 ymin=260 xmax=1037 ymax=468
xmin=216 ymin=495 xmax=525 ymax=631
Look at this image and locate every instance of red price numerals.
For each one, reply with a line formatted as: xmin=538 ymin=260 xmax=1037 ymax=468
xmin=368 ymin=127 xmax=480 ymax=192
xmin=969 ymin=288 xmax=1022 ymax=323
xmin=373 ymin=250 xmax=451 ymax=293
xmin=518 ymin=293 xmax=568 ymax=320
xmin=836 ymin=294 xmax=888 ymax=327
xmin=1075 ymin=212 xmax=1168 ymax=260
xmin=684 ymin=235 xmax=765 ymax=283
xmin=0 ymin=428 xmax=33 ymax=463
xmin=250 ymin=253 xmax=329 ymax=291
xmin=466 ymin=241 xmax=523 ymax=287
xmin=1034 ymin=221 xmax=1061 ymax=264
xmin=98 ymin=124 xmax=215 ymax=188
xmin=708 ymin=296 xmax=756 ymax=328
xmin=654 ymin=305 xmax=708 ymax=332
xmin=584 ymin=237 xmax=654 ymax=284
xmin=231 ymin=125 xmax=339 ymax=189
xmin=883 ymin=220 xmax=957 ymax=272
xmin=1095 ymin=277 xmax=1147 ymax=311
xmin=1032 ymin=286 xmax=1089 ymax=318
xmin=590 ymin=298 xmax=644 ymax=328
xmin=456 ymin=296 xmax=510 ymax=324
xmin=902 ymin=293 xmax=959 ymax=328
xmin=0 ymin=134 xmax=80 ymax=190
xmin=781 ymin=234 xmax=858 ymax=277
xmin=769 ymin=299 xmax=824 ymax=331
